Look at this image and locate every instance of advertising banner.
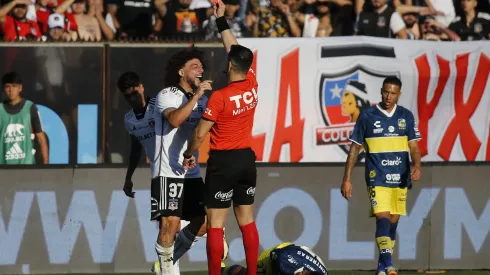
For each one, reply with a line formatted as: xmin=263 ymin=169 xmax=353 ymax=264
xmin=235 ymin=37 xmax=490 ymax=163
xmin=1 ymin=38 xmax=489 ymax=164
xmin=0 ymin=165 xmax=490 ymax=274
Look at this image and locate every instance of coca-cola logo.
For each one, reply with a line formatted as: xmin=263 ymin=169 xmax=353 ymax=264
xmin=246 ymin=187 xmax=256 ymax=196
xmin=215 ymin=190 xmax=233 ymax=201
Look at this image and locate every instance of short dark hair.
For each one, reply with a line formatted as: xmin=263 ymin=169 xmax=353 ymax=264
xmin=228 ymin=44 xmax=253 ymax=74
xmin=2 ymin=72 xmax=23 ymax=85
xmin=164 ymin=48 xmax=205 ymax=86
xmin=117 ymin=71 xmax=140 ymax=93
xmin=383 ymin=76 xmax=402 ymax=88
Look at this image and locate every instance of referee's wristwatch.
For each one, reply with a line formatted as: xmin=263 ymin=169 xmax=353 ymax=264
xmin=183 ymin=152 xmax=193 ymax=159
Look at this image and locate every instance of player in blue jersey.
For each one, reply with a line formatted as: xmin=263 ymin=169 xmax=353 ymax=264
xmin=340 ymin=76 xmax=422 ymax=275
xmin=222 ymin=242 xmax=327 ymax=275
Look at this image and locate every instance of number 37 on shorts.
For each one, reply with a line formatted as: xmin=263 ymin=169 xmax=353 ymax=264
xmin=150 ymin=177 xmax=205 ymax=221
xmin=367 ymin=186 xmax=407 ymax=217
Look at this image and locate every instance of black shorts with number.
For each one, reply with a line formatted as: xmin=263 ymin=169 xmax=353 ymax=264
xmin=150 ymin=177 xmax=205 ymax=221
xmin=205 ymin=148 xmax=257 ymax=208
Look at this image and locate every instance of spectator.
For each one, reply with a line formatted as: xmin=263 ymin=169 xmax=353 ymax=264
xmin=246 ymin=0 xmax=302 ymax=37
xmin=355 ymin=0 xmax=402 ymax=17
xmin=396 ymin=5 xmax=444 ymax=39
xmin=0 ymin=72 xmax=49 ymax=165
xmin=296 ymin=0 xmax=334 ymax=37
xmin=69 ymin=0 xmax=102 ymax=41
xmin=92 ymin=0 xmax=114 ymax=40
xmin=36 ymin=0 xmax=75 ymax=34
xmin=156 ymin=0 xmax=213 ymax=41
xmin=449 ymin=0 xmax=490 ymax=40
xmin=421 ymin=16 xmax=460 ymax=40
xmin=204 ymin=0 xmax=245 ymax=40
xmin=402 ymin=12 xmax=419 ymax=38
xmin=328 ymin=0 xmax=355 ymax=36
xmin=424 ymin=0 xmax=455 ymax=26
xmin=0 ymin=0 xmax=41 ymax=41
xmin=106 ymin=0 xmax=164 ymax=40
xmin=42 ymin=12 xmax=77 ymax=41
xmin=356 ymin=0 xmax=408 ymax=38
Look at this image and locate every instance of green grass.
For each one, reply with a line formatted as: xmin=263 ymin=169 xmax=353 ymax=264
xmin=179 ymin=271 xmax=490 ymax=275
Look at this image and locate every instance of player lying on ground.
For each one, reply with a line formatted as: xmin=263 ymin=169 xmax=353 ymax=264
xmin=182 ymin=1 xmax=260 ymax=274
xmin=341 ymin=76 xmax=422 ymax=275
xmin=223 ymin=242 xmax=328 ymax=275
xmin=118 ymin=71 xmax=228 ymax=275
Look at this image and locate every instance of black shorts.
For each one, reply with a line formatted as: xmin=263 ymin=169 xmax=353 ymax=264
xmin=150 ymin=177 xmax=206 ymax=221
xmin=204 ymin=148 xmax=257 ymax=208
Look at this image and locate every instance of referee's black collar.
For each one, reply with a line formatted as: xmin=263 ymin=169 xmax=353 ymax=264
xmin=229 ymin=79 xmax=246 ymax=85
xmin=176 ymin=85 xmax=194 ymax=100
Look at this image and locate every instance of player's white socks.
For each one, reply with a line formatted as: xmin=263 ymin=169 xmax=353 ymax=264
xmin=173 ymin=226 xmax=201 ymax=262
xmin=155 ymin=242 xmax=174 ymax=275
xmin=173 ymin=259 xmax=180 ymax=275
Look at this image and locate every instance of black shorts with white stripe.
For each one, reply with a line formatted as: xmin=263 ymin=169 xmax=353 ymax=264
xmin=150 ymin=176 xmax=205 ymax=221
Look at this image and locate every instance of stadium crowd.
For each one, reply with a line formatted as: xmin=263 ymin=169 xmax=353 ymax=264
xmin=0 ymin=0 xmax=488 ymax=42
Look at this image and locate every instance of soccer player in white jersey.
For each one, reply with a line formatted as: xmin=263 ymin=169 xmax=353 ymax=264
xmin=152 ymin=49 xmax=222 ymax=275
xmin=120 ymin=72 xmax=157 ymax=194
xmin=119 ymin=71 xmax=221 ymax=275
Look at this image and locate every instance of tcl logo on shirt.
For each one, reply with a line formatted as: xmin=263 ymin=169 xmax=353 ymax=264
xmin=229 ymin=88 xmax=258 ymax=116
xmin=202 ymin=70 xmax=258 ymax=150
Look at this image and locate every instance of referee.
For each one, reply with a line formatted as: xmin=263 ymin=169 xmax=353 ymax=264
xmin=182 ymin=1 xmax=259 ymax=274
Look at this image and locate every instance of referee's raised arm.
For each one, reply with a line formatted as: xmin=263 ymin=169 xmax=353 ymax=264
xmin=213 ymin=0 xmax=238 ymax=53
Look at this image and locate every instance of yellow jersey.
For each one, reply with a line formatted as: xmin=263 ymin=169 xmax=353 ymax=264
xmin=257 ymin=242 xmax=294 ymax=274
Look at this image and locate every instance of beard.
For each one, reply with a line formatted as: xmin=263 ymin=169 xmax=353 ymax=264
xmin=405 ymin=20 xmax=416 ymax=28
xmin=185 ymin=75 xmax=199 ymax=91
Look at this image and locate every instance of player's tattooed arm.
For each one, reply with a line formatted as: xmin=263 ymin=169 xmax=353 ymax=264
xmin=408 ymin=140 xmax=421 ymax=168
xmin=408 ymin=140 xmax=422 ymax=181
xmin=163 ymin=100 xmax=198 ymax=128
xmin=161 ymin=83 xmax=211 ymax=128
xmin=341 ymin=143 xmax=361 ymax=200
xmin=343 ymin=143 xmax=361 ymax=181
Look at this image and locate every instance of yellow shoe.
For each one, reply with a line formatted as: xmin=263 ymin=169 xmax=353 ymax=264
xmin=151 ymin=261 xmax=161 ymax=275
xmin=221 ymin=262 xmax=226 ymax=275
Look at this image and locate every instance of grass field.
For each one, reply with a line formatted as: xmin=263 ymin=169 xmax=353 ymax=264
xmin=177 ymin=271 xmax=490 ymax=275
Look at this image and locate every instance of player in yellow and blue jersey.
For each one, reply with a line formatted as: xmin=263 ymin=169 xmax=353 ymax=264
xmin=340 ymin=76 xmax=422 ymax=275
xmin=222 ymin=242 xmax=327 ymax=275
